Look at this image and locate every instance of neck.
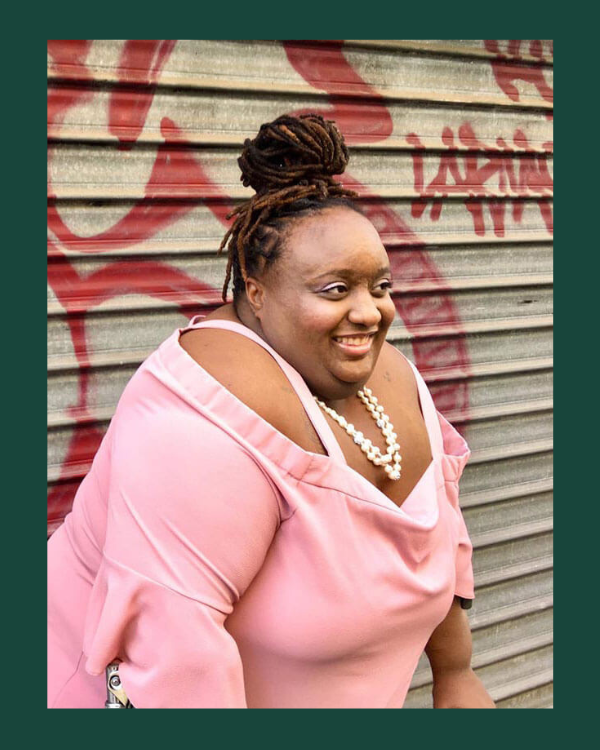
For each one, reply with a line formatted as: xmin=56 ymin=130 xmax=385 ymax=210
xmin=233 ymin=295 xmax=266 ymax=339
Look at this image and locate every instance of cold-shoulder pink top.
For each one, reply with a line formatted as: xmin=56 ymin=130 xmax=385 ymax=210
xmin=47 ymin=317 xmax=474 ymax=709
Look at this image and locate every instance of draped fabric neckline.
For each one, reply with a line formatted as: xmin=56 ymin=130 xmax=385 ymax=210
xmin=163 ymin=315 xmax=445 ymax=529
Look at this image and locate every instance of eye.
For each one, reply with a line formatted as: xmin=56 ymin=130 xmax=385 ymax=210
xmin=373 ymin=280 xmax=392 ymax=295
xmin=321 ymin=283 xmax=348 ymax=296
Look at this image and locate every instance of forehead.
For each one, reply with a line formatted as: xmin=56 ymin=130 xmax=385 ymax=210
xmin=281 ymin=208 xmax=389 ymax=276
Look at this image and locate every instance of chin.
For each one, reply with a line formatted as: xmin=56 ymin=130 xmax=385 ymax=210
xmin=328 ymin=368 xmax=374 ymax=398
xmin=336 ymin=359 xmax=376 ymax=384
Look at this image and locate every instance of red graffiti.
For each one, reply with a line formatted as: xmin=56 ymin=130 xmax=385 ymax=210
xmin=47 ymin=41 xmax=94 ymax=130
xmin=283 ymin=41 xmax=393 ymax=144
xmin=108 ymin=40 xmax=177 ymax=148
xmin=48 ymin=118 xmax=235 ymax=253
xmin=47 ymin=41 xmax=96 ymax=201
xmin=484 ymin=40 xmax=553 ymax=105
xmin=408 ymin=125 xmax=553 ymax=237
xmin=48 ymin=251 xmax=218 ymax=315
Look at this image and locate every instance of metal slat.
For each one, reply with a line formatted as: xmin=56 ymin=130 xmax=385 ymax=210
xmin=459 ymin=450 xmax=552 ymax=499
xmin=466 ymin=491 xmax=553 ymax=541
xmin=461 ymin=477 xmax=553 ymax=508
xmin=344 ymin=40 xmax=553 ymax=64
xmin=47 ymin=40 xmax=553 ymax=110
xmin=496 ymin=682 xmax=553 ymax=708
xmin=473 ymin=532 xmax=553 ymax=587
xmin=48 ymin=197 xmax=553 ymax=253
xmin=47 ymin=246 xmax=554 ymax=302
xmin=48 ymin=85 xmax=553 ymax=151
xmin=48 ymin=143 xmax=553 ymax=201
xmin=47 ymin=277 xmax=552 ymax=322
xmin=468 ymin=570 xmax=553 ymax=631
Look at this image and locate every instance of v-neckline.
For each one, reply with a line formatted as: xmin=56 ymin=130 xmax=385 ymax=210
xmin=341 ymin=456 xmax=437 ymax=519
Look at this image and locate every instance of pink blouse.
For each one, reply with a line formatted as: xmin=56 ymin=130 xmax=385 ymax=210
xmin=47 ymin=317 xmax=474 ymax=709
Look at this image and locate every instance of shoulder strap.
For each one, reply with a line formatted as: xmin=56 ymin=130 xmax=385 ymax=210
xmin=181 ymin=317 xmax=347 ymax=465
xmin=400 ymin=355 xmax=444 ymax=457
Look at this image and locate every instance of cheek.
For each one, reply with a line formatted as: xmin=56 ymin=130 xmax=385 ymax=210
xmin=381 ymin=297 xmax=396 ymax=328
xmin=294 ymin=300 xmax=339 ymax=336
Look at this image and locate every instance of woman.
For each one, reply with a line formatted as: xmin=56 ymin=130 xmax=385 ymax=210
xmin=48 ymin=114 xmax=495 ymax=709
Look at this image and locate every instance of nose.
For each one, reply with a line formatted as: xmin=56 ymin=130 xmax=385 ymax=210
xmin=347 ymin=289 xmax=382 ymax=328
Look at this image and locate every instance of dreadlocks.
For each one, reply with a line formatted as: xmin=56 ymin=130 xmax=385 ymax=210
xmin=218 ymin=113 xmax=360 ymax=302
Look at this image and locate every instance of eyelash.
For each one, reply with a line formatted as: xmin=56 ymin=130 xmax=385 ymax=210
xmin=321 ymin=281 xmax=392 ymax=296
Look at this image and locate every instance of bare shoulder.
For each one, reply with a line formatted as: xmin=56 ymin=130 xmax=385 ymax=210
xmin=179 ymin=327 xmax=296 ymax=417
xmin=179 ymin=327 xmax=326 ymax=453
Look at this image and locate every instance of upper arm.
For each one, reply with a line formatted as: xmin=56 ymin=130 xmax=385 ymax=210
xmin=425 ymin=596 xmax=473 ymax=673
xmin=107 ymin=401 xmax=282 ymax=605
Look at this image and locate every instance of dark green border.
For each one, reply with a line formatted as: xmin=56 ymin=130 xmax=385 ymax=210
xmin=8 ymin=5 xmax=571 ymax=740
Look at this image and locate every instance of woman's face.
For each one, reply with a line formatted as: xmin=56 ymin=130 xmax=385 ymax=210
xmin=249 ymin=207 xmax=396 ymax=401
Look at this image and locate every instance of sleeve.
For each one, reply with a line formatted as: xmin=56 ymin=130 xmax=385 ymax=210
xmin=436 ymin=409 xmax=475 ymax=602
xmin=82 ymin=401 xmax=282 ymax=708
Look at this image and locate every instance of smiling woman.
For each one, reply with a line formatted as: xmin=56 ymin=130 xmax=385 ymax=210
xmin=47 ymin=113 xmax=495 ymax=709
xmin=238 ymin=207 xmax=396 ymax=398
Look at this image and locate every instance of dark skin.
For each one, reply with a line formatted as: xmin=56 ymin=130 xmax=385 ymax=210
xmin=181 ymin=207 xmax=495 ymax=707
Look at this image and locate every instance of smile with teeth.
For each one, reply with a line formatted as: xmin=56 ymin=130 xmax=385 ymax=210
xmin=333 ymin=335 xmax=374 ymax=346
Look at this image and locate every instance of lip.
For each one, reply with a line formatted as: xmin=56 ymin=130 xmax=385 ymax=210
xmin=331 ymin=332 xmax=376 ymax=356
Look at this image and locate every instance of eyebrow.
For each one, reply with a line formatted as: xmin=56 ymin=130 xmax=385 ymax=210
xmin=309 ymin=266 xmax=392 ymax=282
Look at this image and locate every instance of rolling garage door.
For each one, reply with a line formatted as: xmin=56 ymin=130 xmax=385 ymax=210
xmin=47 ymin=39 xmax=553 ymax=707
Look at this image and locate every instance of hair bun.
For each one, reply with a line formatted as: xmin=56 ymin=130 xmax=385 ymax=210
xmin=237 ymin=113 xmax=350 ymax=193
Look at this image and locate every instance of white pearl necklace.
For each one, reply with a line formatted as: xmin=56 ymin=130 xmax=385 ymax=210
xmin=314 ymin=387 xmax=402 ymax=481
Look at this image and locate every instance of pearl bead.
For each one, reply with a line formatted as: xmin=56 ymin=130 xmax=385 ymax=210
xmin=313 ymin=388 xmax=401 ymax=480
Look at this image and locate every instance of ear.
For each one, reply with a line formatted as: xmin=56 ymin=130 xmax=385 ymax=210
xmin=244 ymin=276 xmax=266 ymax=317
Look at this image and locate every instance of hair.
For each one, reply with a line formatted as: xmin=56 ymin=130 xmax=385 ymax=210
xmin=218 ymin=113 xmax=361 ymax=303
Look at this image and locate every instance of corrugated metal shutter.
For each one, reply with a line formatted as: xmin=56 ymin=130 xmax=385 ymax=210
xmin=47 ymin=39 xmax=553 ymax=708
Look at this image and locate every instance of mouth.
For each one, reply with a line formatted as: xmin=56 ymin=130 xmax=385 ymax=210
xmin=331 ymin=332 xmax=376 ymax=356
